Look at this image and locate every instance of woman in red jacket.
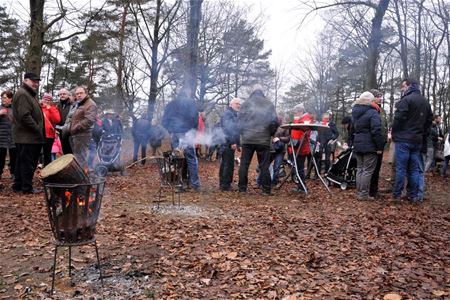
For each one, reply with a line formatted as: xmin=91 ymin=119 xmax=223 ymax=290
xmin=289 ymin=103 xmax=313 ymax=193
xmin=41 ymin=93 xmax=61 ymax=166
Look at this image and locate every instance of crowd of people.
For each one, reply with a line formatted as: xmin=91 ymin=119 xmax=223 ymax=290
xmin=2 ymin=73 xmax=449 ymax=203
xmin=1 ymin=72 xmax=123 ymax=194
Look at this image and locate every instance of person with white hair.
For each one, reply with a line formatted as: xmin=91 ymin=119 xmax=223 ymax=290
xmin=219 ymin=97 xmax=241 ymax=191
xmin=289 ymin=103 xmax=313 ymax=193
xmin=351 ymin=91 xmax=383 ymax=200
xmin=56 ymin=88 xmax=74 ymax=154
xmin=237 ymin=85 xmax=278 ymax=195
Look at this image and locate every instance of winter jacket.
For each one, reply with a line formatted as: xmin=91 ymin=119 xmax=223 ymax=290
xmin=392 ymin=87 xmax=432 ymax=145
xmin=273 ymin=126 xmax=290 ymax=154
xmin=238 ymin=91 xmax=278 ymax=146
xmin=162 ymin=94 xmax=198 ymax=134
xmin=51 ymin=137 xmax=62 ymax=154
xmin=289 ymin=113 xmax=313 ymax=156
xmin=102 ymin=117 xmax=123 ymax=135
xmin=132 ymin=118 xmax=152 ymax=143
xmin=220 ymin=106 xmax=240 ymax=145
xmin=57 ymin=99 xmax=73 ymax=126
xmin=70 ymin=96 xmax=97 ymax=136
xmin=12 ymin=84 xmax=45 ymax=144
xmin=0 ymin=104 xmax=15 ymax=148
xmin=318 ymin=119 xmax=339 ymax=148
xmin=41 ymin=104 xmax=61 ymax=139
xmin=351 ymin=98 xmax=384 ymax=154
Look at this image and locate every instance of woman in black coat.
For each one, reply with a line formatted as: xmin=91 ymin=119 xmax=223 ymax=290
xmin=351 ymin=91 xmax=383 ymax=200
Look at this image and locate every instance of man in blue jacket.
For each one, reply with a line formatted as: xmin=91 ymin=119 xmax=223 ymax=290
xmin=392 ymin=78 xmax=432 ymax=203
xmin=162 ymin=89 xmax=200 ymax=191
xmin=219 ymin=98 xmax=241 ymax=191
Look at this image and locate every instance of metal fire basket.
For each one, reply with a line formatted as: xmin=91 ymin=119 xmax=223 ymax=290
xmin=155 ymin=151 xmax=186 ymax=207
xmin=43 ymin=178 xmax=106 ymax=293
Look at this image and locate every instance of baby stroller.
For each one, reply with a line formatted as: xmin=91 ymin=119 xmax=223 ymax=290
xmin=324 ymin=147 xmax=356 ymax=190
xmin=94 ymin=133 xmax=124 ymax=177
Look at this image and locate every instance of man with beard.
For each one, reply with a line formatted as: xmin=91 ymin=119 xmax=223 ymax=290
xmin=12 ymin=72 xmax=45 ymax=194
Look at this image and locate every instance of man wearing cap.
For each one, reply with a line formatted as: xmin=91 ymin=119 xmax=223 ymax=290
xmin=392 ymin=78 xmax=432 ymax=203
xmin=12 ymin=72 xmax=45 ymax=194
xmin=351 ymin=91 xmax=383 ymax=201
xmin=56 ymin=88 xmax=74 ymax=154
xmin=219 ymin=97 xmax=241 ymax=191
xmin=70 ymin=86 xmax=98 ymax=170
xmin=102 ymin=109 xmax=123 ymax=135
xmin=237 ymin=84 xmax=278 ymax=195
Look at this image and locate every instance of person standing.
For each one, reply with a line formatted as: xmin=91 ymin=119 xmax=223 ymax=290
xmin=40 ymin=93 xmax=61 ymax=166
xmin=368 ymin=89 xmax=388 ymax=198
xmin=392 ymin=78 xmax=432 ymax=203
xmin=289 ymin=104 xmax=313 ymax=193
xmin=56 ymin=88 xmax=74 ymax=154
xmin=424 ymin=115 xmax=444 ymax=172
xmin=271 ymin=115 xmax=290 ymax=185
xmin=218 ymin=98 xmax=241 ymax=191
xmin=102 ymin=110 xmax=123 ymax=135
xmin=352 ymin=91 xmax=383 ymax=200
xmin=0 ymin=90 xmax=17 ymax=179
xmin=162 ymin=89 xmax=201 ymax=191
xmin=317 ymin=111 xmax=339 ymax=174
xmin=70 ymin=86 xmax=97 ymax=170
xmin=12 ymin=72 xmax=45 ymax=194
xmin=237 ymin=84 xmax=278 ymax=195
xmin=132 ymin=116 xmax=152 ymax=165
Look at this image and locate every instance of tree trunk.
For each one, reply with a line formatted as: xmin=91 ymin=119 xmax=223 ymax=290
xmin=147 ymin=0 xmax=162 ymax=121
xmin=393 ymin=0 xmax=409 ymax=78
xmin=117 ymin=3 xmax=129 ymax=98
xmin=365 ymin=0 xmax=390 ymax=89
xmin=183 ymin=0 xmax=203 ymax=98
xmin=26 ymin=0 xmax=45 ymax=74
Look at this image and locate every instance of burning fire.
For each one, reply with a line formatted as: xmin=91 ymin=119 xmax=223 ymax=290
xmin=63 ymin=189 xmax=96 ymax=214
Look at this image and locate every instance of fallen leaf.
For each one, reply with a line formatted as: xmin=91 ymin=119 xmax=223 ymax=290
xmin=226 ymin=252 xmax=238 ymax=260
xmin=383 ymin=293 xmax=402 ymax=300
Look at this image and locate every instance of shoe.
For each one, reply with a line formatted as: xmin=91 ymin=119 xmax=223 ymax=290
xmin=291 ymin=187 xmax=306 ymax=194
xmin=238 ymin=189 xmax=247 ymax=194
xmin=220 ymin=186 xmax=232 ymax=192
xmin=192 ymin=186 xmax=202 ymax=193
xmin=260 ymin=191 xmax=274 ymax=196
xmin=22 ymin=188 xmax=43 ymax=194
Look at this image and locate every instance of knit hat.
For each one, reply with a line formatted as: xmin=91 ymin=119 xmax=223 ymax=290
xmin=357 ymin=91 xmax=375 ymax=101
xmin=42 ymin=93 xmax=53 ymax=102
xmin=292 ymin=103 xmax=305 ymax=113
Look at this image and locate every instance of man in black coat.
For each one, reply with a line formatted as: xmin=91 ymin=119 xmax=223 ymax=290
xmin=317 ymin=111 xmax=339 ymax=173
xmin=219 ymin=98 xmax=241 ymax=191
xmin=132 ymin=117 xmax=152 ymax=165
xmin=12 ymin=72 xmax=45 ymax=194
xmin=392 ymin=78 xmax=432 ymax=202
xmin=56 ymin=88 xmax=74 ymax=154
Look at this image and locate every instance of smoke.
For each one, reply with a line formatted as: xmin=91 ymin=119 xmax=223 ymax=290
xmin=179 ymin=126 xmax=226 ymax=148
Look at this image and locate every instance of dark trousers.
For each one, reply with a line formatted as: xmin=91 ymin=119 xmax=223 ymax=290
xmin=369 ymin=151 xmax=383 ymax=196
xmin=133 ymin=138 xmax=148 ymax=165
xmin=0 ymin=147 xmax=17 ymax=176
xmin=43 ymin=138 xmax=54 ymax=167
xmin=13 ymin=143 xmax=42 ymax=192
xmin=294 ymin=154 xmax=307 ymax=190
xmin=238 ymin=144 xmax=271 ymax=193
xmin=61 ymin=136 xmax=72 ymax=154
xmin=318 ymin=144 xmax=332 ymax=174
xmin=219 ymin=144 xmax=235 ymax=189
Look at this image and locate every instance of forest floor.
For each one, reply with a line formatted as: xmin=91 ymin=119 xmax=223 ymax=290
xmin=0 ymin=140 xmax=449 ymax=299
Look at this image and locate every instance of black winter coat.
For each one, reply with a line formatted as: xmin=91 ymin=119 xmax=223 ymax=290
xmin=351 ymin=99 xmax=383 ymax=154
xmin=392 ymin=87 xmax=432 ymax=145
xmin=161 ymin=94 xmax=198 ymax=134
xmin=220 ymin=107 xmax=240 ymax=145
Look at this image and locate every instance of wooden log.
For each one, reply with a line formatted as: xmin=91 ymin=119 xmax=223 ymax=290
xmin=40 ymin=154 xmax=90 ymax=184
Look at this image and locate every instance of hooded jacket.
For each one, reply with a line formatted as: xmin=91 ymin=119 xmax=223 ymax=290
xmin=237 ymin=91 xmax=278 ymax=146
xmin=12 ymin=83 xmax=45 ymax=144
xmin=392 ymin=87 xmax=432 ymax=145
xmin=351 ymin=98 xmax=383 ymax=153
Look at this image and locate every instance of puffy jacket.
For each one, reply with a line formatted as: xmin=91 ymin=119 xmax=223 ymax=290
xmin=351 ymin=98 xmax=383 ymax=153
xmin=238 ymin=91 xmax=278 ymax=146
xmin=70 ymin=96 xmax=97 ymax=136
xmin=289 ymin=113 xmax=313 ymax=156
xmin=162 ymin=94 xmax=198 ymax=134
xmin=41 ymin=104 xmax=61 ymax=139
xmin=12 ymin=84 xmax=45 ymax=144
xmin=220 ymin=106 xmax=240 ymax=145
xmin=392 ymin=87 xmax=432 ymax=145
xmin=0 ymin=104 xmax=15 ymax=148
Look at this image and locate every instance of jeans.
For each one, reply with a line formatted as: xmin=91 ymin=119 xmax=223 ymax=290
xmin=355 ymin=153 xmax=378 ymax=198
xmin=271 ymin=152 xmax=284 ymax=184
xmin=416 ymin=154 xmax=425 ymax=200
xmin=393 ymin=142 xmax=422 ymax=200
xmin=172 ymin=133 xmax=200 ymax=189
xmin=219 ymin=144 xmax=235 ymax=189
xmin=238 ymin=144 xmax=271 ymax=193
xmin=441 ymin=156 xmax=450 ymax=176
xmin=13 ymin=143 xmax=43 ymax=192
xmin=133 ymin=136 xmax=148 ymax=165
